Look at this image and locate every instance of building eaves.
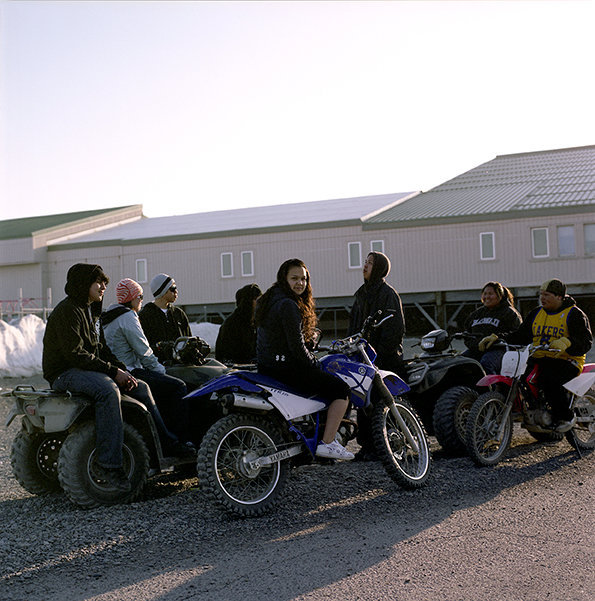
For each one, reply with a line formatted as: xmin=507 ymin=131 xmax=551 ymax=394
xmin=366 ymin=145 xmax=595 ymax=226
xmin=0 ymin=205 xmax=142 ymax=241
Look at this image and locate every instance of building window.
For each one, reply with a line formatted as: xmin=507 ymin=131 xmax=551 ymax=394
xmin=221 ymin=252 xmax=233 ymax=278
xmin=557 ymin=225 xmax=575 ymax=257
xmin=135 ymin=259 xmax=148 ymax=283
xmin=480 ymin=232 xmax=495 ymax=260
xmin=585 ymin=224 xmax=595 ymax=255
xmin=348 ymin=242 xmax=361 ymax=268
xmin=370 ymin=240 xmax=384 ymax=253
xmin=531 ymin=228 xmax=549 ymax=258
xmin=241 ymin=251 xmax=254 ymax=277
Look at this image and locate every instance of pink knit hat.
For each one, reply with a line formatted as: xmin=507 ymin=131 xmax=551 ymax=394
xmin=116 ymin=278 xmax=143 ymax=304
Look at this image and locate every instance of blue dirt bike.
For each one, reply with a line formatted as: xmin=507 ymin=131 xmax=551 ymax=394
xmin=186 ymin=311 xmax=432 ymax=517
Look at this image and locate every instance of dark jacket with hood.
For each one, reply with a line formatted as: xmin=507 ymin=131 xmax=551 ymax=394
xmin=215 ymin=284 xmax=261 ymax=364
xmin=463 ymin=298 xmax=522 ymax=353
xmin=256 ymin=285 xmax=319 ymax=371
xmin=138 ymin=301 xmax=191 ymax=363
xmin=505 ymin=295 xmax=592 ymax=370
xmin=348 ymin=252 xmax=405 ymax=375
xmin=42 ymin=263 xmax=126 ymax=385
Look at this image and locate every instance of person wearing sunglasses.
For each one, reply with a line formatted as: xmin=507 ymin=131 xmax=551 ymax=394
xmin=139 ymin=273 xmax=192 ymax=364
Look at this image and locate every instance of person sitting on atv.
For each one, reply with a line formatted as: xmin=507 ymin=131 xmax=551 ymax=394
xmin=256 ymin=258 xmax=354 ymax=460
xmin=215 ymin=283 xmax=262 ymax=365
xmin=480 ymin=278 xmax=592 ymax=432
xmin=139 ymin=273 xmax=191 ymax=364
xmin=42 ymin=264 xmax=158 ymax=492
xmin=462 ymin=281 xmax=522 ymax=374
xmin=348 ymin=251 xmax=405 ymax=461
xmin=101 ymin=278 xmax=194 ymax=455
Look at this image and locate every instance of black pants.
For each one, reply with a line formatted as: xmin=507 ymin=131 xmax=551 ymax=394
xmin=533 ymin=358 xmax=580 ymax=421
xmin=130 ymin=368 xmax=191 ymax=441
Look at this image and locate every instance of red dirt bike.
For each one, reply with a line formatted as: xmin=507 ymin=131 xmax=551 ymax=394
xmin=465 ymin=341 xmax=595 ymax=466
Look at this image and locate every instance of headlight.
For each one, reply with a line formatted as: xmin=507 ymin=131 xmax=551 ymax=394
xmin=421 ymin=338 xmax=435 ymax=350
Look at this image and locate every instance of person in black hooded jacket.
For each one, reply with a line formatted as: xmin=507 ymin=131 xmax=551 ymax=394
xmin=215 ymin=284 xmax=262 ymax=364
xmin=43 ymin=264 xmax=172 ymax=492
xmin=348 ymin=251 xmax=405 ymax=460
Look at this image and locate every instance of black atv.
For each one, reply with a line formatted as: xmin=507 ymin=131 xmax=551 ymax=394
xmin=404 ymin=329 xmax=486 ymax=454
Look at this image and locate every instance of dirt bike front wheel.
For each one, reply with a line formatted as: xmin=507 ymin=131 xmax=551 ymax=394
xmin=371 ymin=398 xmax=431 ymax=489
xmin=196 ymin=413 xmax=290 ymax=517
xmin=466 ymin=391 xmax=513 ymax=466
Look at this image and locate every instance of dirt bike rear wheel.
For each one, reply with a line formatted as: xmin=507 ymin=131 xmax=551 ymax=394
xmin=58 ymin=421 xmax=149 ymax=508
xmin=566 ymin=390 xmax=595 ymax=452
xmin=196 ymin=414 xmax=289 ymax=517
xmin=11 ymin=430 xmax=64 ymax=495
xmin=466 ymin=391 xmax=512 ymax=466
xmin=371 ymin=398 xmax=431 ymax=489
xmin=433 ymin=386 xmax=478 ymax=455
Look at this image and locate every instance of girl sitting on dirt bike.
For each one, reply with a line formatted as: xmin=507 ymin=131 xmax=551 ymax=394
xmin=255 ymin=258 xmax=354 ymax=460
xmin=462 ymin=281 xmax=522 ymax=374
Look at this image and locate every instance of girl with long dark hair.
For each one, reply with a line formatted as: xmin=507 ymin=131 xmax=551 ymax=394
xmin=255 ymin=259 xmax=354 ymax=460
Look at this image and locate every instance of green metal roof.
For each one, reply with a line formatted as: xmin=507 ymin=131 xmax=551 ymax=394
xmin=0 ymin=206 xmax=138 ymax=241
xmin=366 ymin=145 xmax=595 ymax=226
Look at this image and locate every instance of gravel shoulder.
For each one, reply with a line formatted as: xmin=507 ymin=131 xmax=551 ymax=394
xmin=1 ymin=370 xmax=594 ymax=601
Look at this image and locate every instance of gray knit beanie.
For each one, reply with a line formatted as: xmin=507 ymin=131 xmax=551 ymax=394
xmin=150 ymin=273 xmax=174 ymax=299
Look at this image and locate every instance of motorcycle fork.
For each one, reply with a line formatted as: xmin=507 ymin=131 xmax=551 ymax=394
xmin=388 ymin=401 xmax=420 ymax=454
xmin=495 ymin=381 xmax=518 ymax=441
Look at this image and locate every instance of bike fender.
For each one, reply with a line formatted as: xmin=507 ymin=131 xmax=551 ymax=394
xmin=184 ymin=373 xmax=263 ymax=398
xmin=378 ymin=370 xmax=410 ymax=395
xmin=259 ymin=386 xmax=327 ymax=420
xmin=476 ymin=374 xmax=512 ymax=388
xmin=564 ymin=371 xmax=595 ymax=396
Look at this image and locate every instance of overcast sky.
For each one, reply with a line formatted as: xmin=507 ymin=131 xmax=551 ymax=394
xmin=1 ymin=0 xmax=593 ymax=221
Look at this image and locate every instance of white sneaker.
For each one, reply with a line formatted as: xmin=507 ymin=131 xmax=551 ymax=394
xmin=315 ymin=439 xmax=355 ymax=461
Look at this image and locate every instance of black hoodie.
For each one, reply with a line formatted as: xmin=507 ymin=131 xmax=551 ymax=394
xmin=215 ymin=284 xmax=261 ymax=363
xmin=42 ymin=263 xmax=125 ymax=385
xmin=348 ymin=252 xmax=405 ymax=375
xmin=463 ymin=298 xmax=522 ymax=353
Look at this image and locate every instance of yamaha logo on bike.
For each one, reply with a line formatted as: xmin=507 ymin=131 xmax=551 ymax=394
xmin=358 ymin=367 xmax=366 ymax=375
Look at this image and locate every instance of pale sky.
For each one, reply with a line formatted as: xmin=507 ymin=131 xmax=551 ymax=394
xmin=1 ymin=0 xmax=594 ymax=221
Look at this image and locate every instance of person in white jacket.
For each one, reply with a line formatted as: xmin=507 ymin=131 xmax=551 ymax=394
xmin=102 ymin=278 xmax=194 ymax=452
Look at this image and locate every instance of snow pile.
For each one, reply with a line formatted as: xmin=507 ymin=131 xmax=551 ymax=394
xmin=0 ymin=316 xmax=221 ymax=378
xmin=0 ymin=315 xmax=45 ymax=377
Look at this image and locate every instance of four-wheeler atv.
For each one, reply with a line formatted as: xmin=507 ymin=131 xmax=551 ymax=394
xmin=404 ymin=329 xmax=486 ymax=454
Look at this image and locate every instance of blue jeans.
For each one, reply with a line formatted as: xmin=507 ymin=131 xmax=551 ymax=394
xmin=52 ymin=369 xmax=124 ymax=469
xmin=53 ymin=369 xmax=178 ymax=467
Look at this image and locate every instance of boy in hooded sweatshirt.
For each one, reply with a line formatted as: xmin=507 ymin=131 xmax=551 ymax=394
xmin=42 ymin=264 xmax=146 ymax=491
xmin=348 ymin=251 xmax=406 ymax=460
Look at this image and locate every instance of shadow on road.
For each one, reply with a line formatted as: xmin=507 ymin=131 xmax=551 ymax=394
xmin=1 ymin=432 xmax=591 ymax=601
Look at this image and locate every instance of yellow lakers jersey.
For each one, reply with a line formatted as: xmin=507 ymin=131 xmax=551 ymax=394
xmin=531 ymin=306 xmax=585 ymax=369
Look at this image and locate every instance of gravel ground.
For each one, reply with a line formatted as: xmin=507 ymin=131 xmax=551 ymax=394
xmin=1 ymin=362 xmax=594 ymax=601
